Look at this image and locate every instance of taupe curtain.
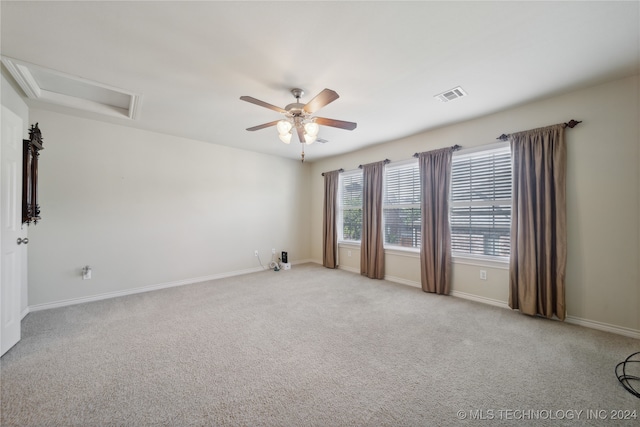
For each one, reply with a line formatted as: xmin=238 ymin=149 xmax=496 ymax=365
xmin=322 ymin=170 xmax=340 ymax=268
xmin=418 ymin=147 xmax=454 ymax=294
xmin=361 ymin=161 xmax=385 ymax=279
xmin=509 ymin=124 xmax=567 ymax=320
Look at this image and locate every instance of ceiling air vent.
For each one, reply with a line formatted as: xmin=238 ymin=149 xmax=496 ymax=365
xmin=434 ymin=86 xmax=467 ymax=103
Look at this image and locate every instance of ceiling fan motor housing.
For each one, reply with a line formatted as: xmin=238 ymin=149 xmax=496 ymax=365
xmin=284 ymin=103 xmax=306 ymax=116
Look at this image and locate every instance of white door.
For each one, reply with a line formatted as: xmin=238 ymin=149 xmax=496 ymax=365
xmin=1 ymin=105 xmax=24 ymax=356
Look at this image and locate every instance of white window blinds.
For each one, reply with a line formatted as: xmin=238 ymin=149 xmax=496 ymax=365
xmin=338 ymin=170 xmax=363 ymax=242
xmin=450 ymin=145 xmax=512 ymax=258
xmin=384 ymin=160 xmax=421 ymax=249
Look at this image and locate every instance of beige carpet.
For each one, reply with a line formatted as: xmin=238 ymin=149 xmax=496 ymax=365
xmin=1 ymin=263 xmax=638 ymax=426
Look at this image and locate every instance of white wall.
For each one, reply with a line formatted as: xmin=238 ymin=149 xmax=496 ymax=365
xmin=310 ymin=75 xmax=640 ymax=334
xmin=1 ymin=71 xmax=30 ymax=314
xmin=27 ymin=109 xmax=311 ymax=307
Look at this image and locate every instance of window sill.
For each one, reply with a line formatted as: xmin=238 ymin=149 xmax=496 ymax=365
xmin=452 ymin=254 xmax=509 ymax=270
xmin=339 ymin=242 xmax=420 ymax=258
xmin=338 ymin=241 xmax=360 ymax=249
xmin=384 ymin=246 xmax=420 ymax=257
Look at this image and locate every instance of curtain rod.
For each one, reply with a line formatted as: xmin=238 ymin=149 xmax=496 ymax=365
xmin=358 ymin=159 xmax=390 ymax=169
xmin=496 ymin=120 xmax=582 ymax=141
xmin=321 ymin=168 xmax=344 ymax=176
xmin=413 ymin=144 xmax=462 ymax=158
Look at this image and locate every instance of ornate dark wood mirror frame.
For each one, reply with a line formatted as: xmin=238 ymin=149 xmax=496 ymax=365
xmin=23 ymin=123 xmax=43 ymax=225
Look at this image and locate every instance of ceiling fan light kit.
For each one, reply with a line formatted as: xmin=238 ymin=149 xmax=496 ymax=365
xmin=276 ymin=120 xmax=292 ymax=135
xmin=303 ymin=122 xmax=319 ymax=144
xmin=240 ymin=88 xmax=357 ymax=161
xmin=277 ymin=120 xmax=293 ymax=144
xmin=278 ymin=132 xmax=292 ymax=144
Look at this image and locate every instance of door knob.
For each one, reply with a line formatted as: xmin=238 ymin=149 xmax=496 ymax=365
xmin=17 ymin=237 xmax=29 ymax=245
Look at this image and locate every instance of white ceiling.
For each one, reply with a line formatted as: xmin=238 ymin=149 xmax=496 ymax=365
xmin=1 ymin=1 xmax=639 ymax=162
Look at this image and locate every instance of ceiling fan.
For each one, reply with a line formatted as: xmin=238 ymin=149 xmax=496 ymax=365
xmin=240 ymin=88 xmax=357 ymax=161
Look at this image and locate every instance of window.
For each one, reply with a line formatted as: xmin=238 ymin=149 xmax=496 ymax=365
xmin=384 ymin=160 xmax=421 ymax=249
xmin=338 ymin=170 xmax=363 ymax=242
xmin=450 ymin=144 xmax=512 ymax=258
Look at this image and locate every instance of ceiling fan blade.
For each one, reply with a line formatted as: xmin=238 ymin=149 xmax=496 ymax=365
xmin=246 ymin=120 xmax=280 ymax=131
xmin=303 ymin=88 xmax=339 ymax=114
xmin=296 ymin=125 xmax=305 ymax=143
xmin=240 ymin=96 xmax=287 ymax=114
xmin=314 ymin=117 xmax=357 ymax=131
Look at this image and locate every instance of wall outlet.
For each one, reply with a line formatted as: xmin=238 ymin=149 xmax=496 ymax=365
xmin=480 ymin=270 xmax=487 ymax=280
xmin=82 ymin=266 xmax=92 ymax=280
xmin=347 ymin=250 xmax=352 ymax=257
xmin=254 ymin=250 xmax=259 ymax=257
xmin=272 ymin=248 xmax=276 ymax=254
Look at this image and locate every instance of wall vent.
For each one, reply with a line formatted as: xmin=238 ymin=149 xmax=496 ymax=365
xmin=434 ymin=86 xmax=467 ymax=103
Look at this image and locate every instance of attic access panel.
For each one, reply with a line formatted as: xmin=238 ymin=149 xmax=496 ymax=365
xmin=1 ymin=56 xmax=141 ymax=120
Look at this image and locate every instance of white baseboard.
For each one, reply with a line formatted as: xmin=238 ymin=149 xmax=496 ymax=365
xmin=451 ymin=291 xmax=640 ymax=339
xmin=566 ymin=315 xmax=640 ymax=339
xmin=338 ymin=265 xmax=415 ymax=285
xmin=28 ymin=259 xmax=317 ymax=313
xmin=341 ymin=269 xmax=640 ymax=339
xmin=450 ymin=290 xmax=511 ymax=310
xmin=384 ymin=275 xmax=420 ymax=289
xmin=338 ymin=266 xmax=420 ymax=289
xmin=338 ymin=265 xmax=359 ymax=275
xmin=28 ymin=266 xmax=265 ymax=312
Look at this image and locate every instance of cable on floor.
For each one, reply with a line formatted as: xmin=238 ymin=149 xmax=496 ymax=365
xmin=615 ymin=351 xmax=640 ymax=398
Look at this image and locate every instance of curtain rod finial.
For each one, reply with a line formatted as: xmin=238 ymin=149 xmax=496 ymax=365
xmin=497 ymin=134 xmax=509 ymax=141
xmin=321 ymin=168 xmax=344 ymax=176
xmin=565 ymin=119 xmax=582 ymax=128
